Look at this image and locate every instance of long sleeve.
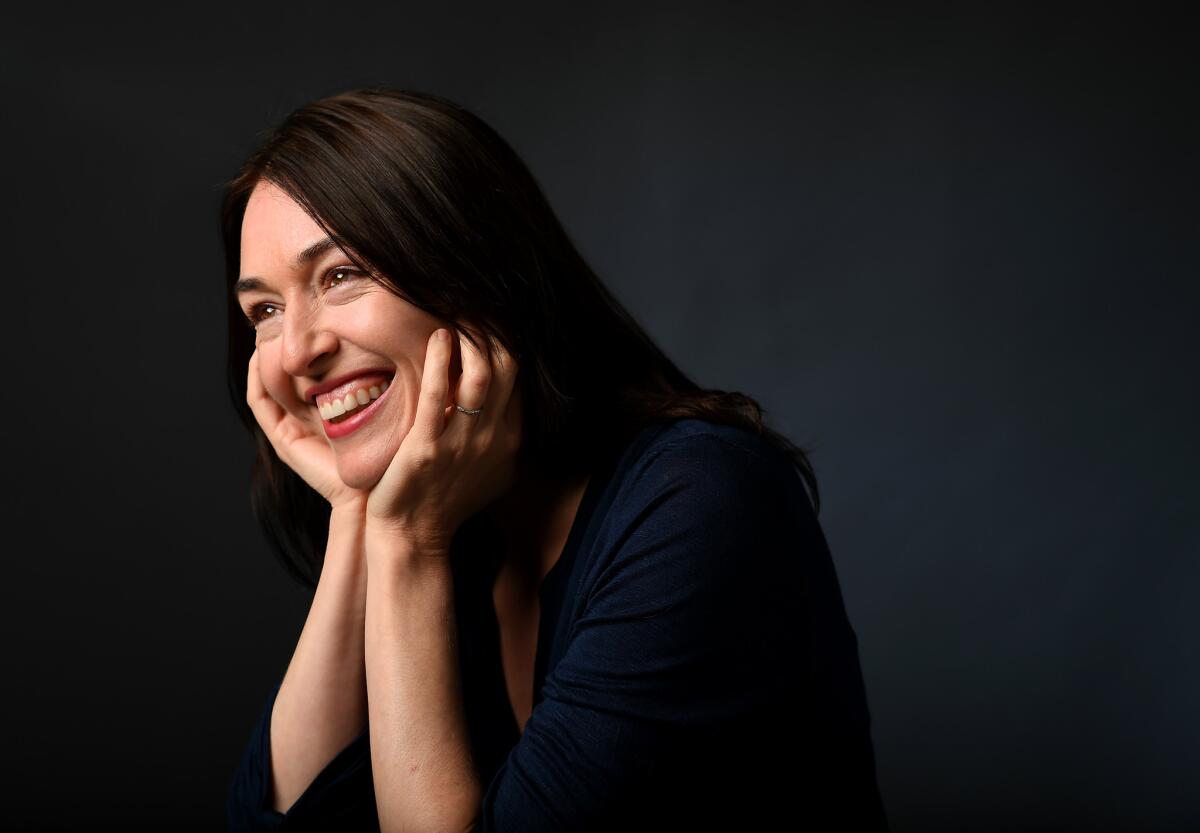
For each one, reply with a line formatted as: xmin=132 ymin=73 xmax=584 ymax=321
xmin=472 ymin=429 xmax=889 ymax=831
xmin=226 ymin=677 xmax=379 ymax=832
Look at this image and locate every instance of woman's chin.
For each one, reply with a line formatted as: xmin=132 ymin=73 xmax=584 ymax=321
xmin=336 ymin=464 xmax=385 ymax=492
xmin=330 ymin=422 xmax=406 ymax=491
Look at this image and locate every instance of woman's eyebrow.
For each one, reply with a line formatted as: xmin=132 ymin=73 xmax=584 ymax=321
xmin=234 ymin=236 xmax=340 ymax=297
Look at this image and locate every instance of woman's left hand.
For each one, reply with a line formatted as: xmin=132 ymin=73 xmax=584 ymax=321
xmin=364 ymin=326 xmax=523 ymax=556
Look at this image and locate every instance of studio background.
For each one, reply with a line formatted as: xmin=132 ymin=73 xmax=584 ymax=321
xmin=2 ymin=3 xmax=1194 ymax=831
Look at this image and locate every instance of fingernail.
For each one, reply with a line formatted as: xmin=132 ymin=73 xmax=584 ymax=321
xmin=439 ymin=328 xmax=450 ymax=342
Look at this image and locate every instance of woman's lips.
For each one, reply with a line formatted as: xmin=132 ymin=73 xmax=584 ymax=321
xmin=314 ymin=371 xmax=395 ymax=409
xmin=321 ymin=376 xmax=394 ymax=440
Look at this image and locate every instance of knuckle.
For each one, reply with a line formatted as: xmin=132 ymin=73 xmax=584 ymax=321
xmin=410 ymin=445 xmax=438 ymax=470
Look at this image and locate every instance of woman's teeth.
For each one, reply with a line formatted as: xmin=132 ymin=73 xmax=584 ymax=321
xmin=319 ymin=380 xmax=389 ymax=423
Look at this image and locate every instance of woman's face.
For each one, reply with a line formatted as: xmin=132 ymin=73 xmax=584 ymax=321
xmin=237 ymin=179 xmax=461 ymax=490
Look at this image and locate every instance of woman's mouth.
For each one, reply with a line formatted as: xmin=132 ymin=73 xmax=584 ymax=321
xmin=316 ymin=372 xmax=395 ymax=439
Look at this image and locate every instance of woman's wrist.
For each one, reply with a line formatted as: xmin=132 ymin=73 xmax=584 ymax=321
xmin=364 ymin=522 xmax=451 ymax=573
xmin=325 ymin=499 xmax=369 ymax=570
xmin=329 ymin=496 xmax=368 ymax=524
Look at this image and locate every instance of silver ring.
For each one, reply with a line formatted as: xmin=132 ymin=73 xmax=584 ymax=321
xmin=455 ymin=403 xmax=483 ymax=416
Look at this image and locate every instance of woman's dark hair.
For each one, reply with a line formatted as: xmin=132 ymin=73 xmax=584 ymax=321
xmin=220 ymin=87 xmax=820 ymax=588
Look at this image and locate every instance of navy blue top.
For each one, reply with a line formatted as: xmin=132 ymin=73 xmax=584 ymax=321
xmin=226 ymin=418 xmax=889 ymax=831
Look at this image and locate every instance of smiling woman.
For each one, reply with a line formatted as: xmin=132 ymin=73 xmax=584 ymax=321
xmin=221 ymin=87 xmax=888 ymax=832
xmin=234 ymin=179 xmax=452 ymax=489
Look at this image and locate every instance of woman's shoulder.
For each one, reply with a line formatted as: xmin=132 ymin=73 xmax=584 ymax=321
xmin=581 ymin=417 xmax=817 ymax=567
xmin=617 ymin=417 xmax=804 ymax=501
xmin=569 ymin=416 xmax=836 ymax=661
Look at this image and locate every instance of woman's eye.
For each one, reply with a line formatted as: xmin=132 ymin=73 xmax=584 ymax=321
xmin=244 ymin=303 xmax=280 ymax=329
xmin=242 ymin=268 xmax=364 ymax=329
xmin=326 ymin=266 xmax=363 ymax=288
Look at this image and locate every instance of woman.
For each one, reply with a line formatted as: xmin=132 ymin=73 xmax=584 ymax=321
xmin=223 ymin=87 xmax=888 ymax=832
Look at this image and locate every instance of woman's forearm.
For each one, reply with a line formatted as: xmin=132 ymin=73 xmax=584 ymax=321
xmin=364 ymin=532 xmax=481 ymax=833
xmin=268 ymin=503 xmax=370 ymax=814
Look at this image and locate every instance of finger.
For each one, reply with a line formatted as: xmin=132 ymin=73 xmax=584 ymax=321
xmin=455 ymin=328 xmax=492 ymax=413
xmin=245 ymin=349 xmax=287 ymax=434
xmin=488 ymin=338 xmax=521 ymax=432
xmin=443 ymin=327 xmax=495 ymax=442
xmin=415 ymin=327 xmax=453 ymax=443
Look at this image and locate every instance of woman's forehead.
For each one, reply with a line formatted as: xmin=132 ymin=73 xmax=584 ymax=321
xmin=244 ymin=181 xmax=317 ymax=239
xmin=241 ymin=182 xmax=329 ymax=271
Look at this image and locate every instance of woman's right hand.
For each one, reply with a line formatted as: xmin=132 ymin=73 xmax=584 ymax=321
xmin=245 ymin=348 xmax=369 ymax=512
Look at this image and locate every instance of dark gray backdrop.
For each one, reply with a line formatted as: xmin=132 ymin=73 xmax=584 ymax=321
xmin=2 ymin=3 xmax=1194 ymax=831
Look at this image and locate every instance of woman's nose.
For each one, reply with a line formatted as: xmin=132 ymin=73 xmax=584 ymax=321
xmin=280 ymin=308 xmax=338 ymax=377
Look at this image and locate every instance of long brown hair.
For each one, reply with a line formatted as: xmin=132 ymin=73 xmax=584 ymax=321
xmin=220 ymin=87 xmax=820 ymax=588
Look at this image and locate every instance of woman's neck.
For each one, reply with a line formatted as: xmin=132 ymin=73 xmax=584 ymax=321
xmin=483 ymin=458 xmax=590 ymax=594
